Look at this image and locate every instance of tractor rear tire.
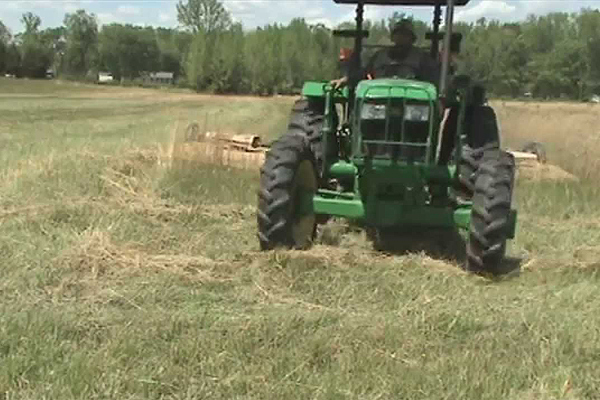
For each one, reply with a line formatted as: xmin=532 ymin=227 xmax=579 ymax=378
xmin=257 ymin=133 xmax=318 ymax=251
xmin=456 ymin=106 xmax=501 ymax=200
xmin=466 ymin=106 xmax=500 ymax=149
xmin=288 ymin=98 xmax=325 ymax=179
xmin=466 ymin=150 xmax=516 ymax=274
xmin=457 ymin=142 xmax=500 ymax=198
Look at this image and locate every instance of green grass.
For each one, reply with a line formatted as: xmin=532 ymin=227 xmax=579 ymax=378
xmin=1 ymin=79 xmax=600 ymax=399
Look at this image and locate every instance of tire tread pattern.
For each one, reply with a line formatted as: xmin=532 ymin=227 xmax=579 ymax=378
xmin=466 ymin=150 xmax=516 ymax=274
xmin=288 ymin=98 xmax=325 ymax=177
xmin=455 ymin=106 xmax=502 ymax=199
xmin=257 ymin=133 xmax=316 ymax=250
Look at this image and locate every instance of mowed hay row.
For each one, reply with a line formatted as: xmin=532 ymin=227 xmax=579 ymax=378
xmin=512 ymin=158 xmax=579 ymax=183
xmin=493 ymin=100 xmax=600 ymax=181
xmin=172 ymin=141 xmax=266 ymax=171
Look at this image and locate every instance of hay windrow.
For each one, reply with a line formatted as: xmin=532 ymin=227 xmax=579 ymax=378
xmin=58 ymin=229 xmax=230 ymax=278
xmin=515 ymin=161 xmax=579 ymax=182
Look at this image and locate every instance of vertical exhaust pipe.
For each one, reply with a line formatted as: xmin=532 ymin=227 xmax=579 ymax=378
xmin=439 ymin=0 xmax=455 ymax=99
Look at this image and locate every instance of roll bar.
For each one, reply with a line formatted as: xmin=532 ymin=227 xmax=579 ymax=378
xmin=336 ymin=0 xmax=459 ymax=102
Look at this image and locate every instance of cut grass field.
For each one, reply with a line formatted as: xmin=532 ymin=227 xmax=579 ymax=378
xmin=1 ymin=78 xmax=600 ymax=399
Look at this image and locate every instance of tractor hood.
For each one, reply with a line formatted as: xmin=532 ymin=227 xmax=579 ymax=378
xmin=355 ymin=78 xmax=437 ymax=101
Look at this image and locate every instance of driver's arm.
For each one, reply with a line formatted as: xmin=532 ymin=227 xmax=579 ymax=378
xmin=331 ymin=50 xmax=377 ymax=89
xmin=331 ymin=76 xmax=348 ymax=89
xmin=363 ymin=50 xmax=377 ymax=79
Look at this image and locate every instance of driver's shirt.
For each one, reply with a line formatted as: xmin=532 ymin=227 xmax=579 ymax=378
xmin=365 ymin=46 xmax=439 ymax=85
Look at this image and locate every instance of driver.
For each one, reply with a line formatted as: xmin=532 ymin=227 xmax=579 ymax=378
xmin=331 ymin=19 xmax=439 ymax=88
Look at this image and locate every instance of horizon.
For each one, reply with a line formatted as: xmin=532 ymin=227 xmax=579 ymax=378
xmin=1 ymin=0 xmax=599 ymax=35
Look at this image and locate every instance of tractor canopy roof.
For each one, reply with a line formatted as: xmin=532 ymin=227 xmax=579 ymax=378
xmin=333 ymin=0 xmax=470 ymax=5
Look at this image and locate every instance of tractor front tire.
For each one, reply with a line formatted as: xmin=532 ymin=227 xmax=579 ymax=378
xmin=257 ymin=133 xmax=318 ymax=251
xmin=466 ymin=150 xmax=516 ymax=274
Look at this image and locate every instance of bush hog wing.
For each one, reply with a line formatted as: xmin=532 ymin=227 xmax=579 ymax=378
xmin=257 ymin=0 xmax=518 ymax=275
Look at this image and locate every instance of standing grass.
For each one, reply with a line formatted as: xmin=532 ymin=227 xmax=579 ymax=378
xmin=493 ymin=100 xmax=600 ymax=181
xmin=1 ymin=79 xmax=600 ymax=399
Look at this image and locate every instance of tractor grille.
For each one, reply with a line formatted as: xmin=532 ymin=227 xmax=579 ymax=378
xmin=359 ymin=98 xmax=431 ymax=162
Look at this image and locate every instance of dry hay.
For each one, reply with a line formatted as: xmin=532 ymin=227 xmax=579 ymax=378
xmin=49 ymin=229 xmax=239 ymax=304
xmin=310 ymin=218 xmax=469 ymax=275
xmin=92 ymin=145 xmax=202 ymax=221
xmin=0 ymin=144 xmax=190 ymax=224
xmin=514 ymin=159 xmax=579 ymax=183
xmin=519 ymin=253 xmax=600 ymax=272
xmin=59 ymin=229 xmax=230 ymax=279
xmin=0 ymin=149 xmax=61 ymax=187
xmin=173 ymin=141 xmax=266 ymax=171
xmin=63 ymin=84 xmax=298 ymax=104
xmin=0 ymin=134 xmax=258 ymax=224
xmin=493 ymin=100 xmax=600 ymax=181
xmin=199 ymin=203 xmax=255 ymax=221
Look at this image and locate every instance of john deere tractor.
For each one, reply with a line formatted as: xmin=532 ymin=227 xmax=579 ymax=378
xmin=257 ymin=0 xmax=517 ymax=274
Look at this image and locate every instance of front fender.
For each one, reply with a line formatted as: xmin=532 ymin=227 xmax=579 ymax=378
xmin=302 ymin=81 xmax=349 ymax=101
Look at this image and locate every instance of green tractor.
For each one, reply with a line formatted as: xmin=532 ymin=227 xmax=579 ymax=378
xmin=257 ymin=0 xmax=517 ymax=274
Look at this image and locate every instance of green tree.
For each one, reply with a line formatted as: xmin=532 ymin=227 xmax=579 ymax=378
xmin=0 ymin=20 xmax=11 ymax=73
xmin=21 ymin=12 xmax=41 ymax=34
xmin=98 ymin=24 xmax=159 ymax=80
xmin=63 ymin=10 xmax=99 ymax=77
xmin=207 ymin=22 xmax=246 ymax=93
xmin=244 ymin=24 xmax=287 ymax=95
xmin=41 ymin=27 xmax=67 ymax=74
xmin=5 ymin=44 xmax=21 ymax=76
xmin=17 ymin=12 xmax=53 ymax=78
xmin=184 ymin=29 xmax=206 ymax=91
xmin=577 ymin=9 xmax=600 ymax=95
xmin=156 ymin=28 xmax=184 ymax=76
xmin=176 ymin=0 xmax=231 ymax=34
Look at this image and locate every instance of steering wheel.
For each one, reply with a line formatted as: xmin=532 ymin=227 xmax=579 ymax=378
xmin=323 ymin=82 xmax=345 ymax=96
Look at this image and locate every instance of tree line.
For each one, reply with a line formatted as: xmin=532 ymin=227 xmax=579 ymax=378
xmin=2 ymin=0 xmax=600 ymax=100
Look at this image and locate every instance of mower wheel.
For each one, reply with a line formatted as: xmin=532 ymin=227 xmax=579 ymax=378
xmin=466 ymin=150 xmax=516 ymax=274
xmin=257 ymin=133 xmax=318 ymax=251
xmin=288 ymin=98 xmax=325 ymax=179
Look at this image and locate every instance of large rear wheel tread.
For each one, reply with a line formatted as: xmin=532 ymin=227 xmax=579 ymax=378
xmin=456 ymin=105 xmax=502 ymax=200
xmin=466 ymin=150 xmax=516 ymax=274
xmin=288 ymin=98 xmax=325 ymax=178
xmin=457 ymin=142 xmax=500 ymax=196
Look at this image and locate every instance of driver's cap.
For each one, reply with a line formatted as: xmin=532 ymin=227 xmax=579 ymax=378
xmin=391 ymin=19 xmax=417 ymax=43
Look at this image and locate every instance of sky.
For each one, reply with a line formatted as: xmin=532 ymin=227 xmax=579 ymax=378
xmin=1 ymin=0 xmax=599 ymax=34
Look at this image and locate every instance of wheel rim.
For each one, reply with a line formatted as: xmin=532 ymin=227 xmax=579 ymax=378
xmin=290 ymin=159 xmax=317 ymax=248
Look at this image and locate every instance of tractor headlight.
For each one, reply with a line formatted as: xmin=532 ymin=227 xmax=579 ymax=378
xmin=361 ymin=103 xmax=386 ymax=120
xmin=404 ymin=104 xmax=430 ymax=122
